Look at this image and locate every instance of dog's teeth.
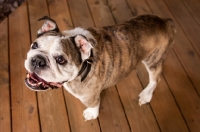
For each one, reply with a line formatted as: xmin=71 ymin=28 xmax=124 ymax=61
xmin=37 ymin=82 xmax=42 ymax=85
xmin=27 ymin=74 xmax=30 ymax=78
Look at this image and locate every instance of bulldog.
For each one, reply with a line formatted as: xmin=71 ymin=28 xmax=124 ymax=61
xmin=24 ymin=15 xmax=176 ymax=120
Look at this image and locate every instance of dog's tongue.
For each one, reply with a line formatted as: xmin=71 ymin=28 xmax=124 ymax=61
xmin=49 ymin=82 xmax=63 ymax=88
xmin=27 ymin=72 xmax=62 ymax=89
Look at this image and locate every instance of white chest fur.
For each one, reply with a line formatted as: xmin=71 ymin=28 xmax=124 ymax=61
xmin=63 ymin=82 xmax=84 ymax=99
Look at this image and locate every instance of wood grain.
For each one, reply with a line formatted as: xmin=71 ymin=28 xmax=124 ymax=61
xmin=162 ymin=50 xmax=200 ymax=132
xmin=64 ymin=91 xmax=100 ymax=132
xmin=87 ymin=0 xmax=115 ymax=27
xmin=48 ymin=0 xmax=73 ymax=30
xmin=37 ymin=89 xmax=70 ymax=132
xmin=87 ymin=0 xmax=132 ymax=131
xmin=146 ymin=0 xmax=200 ymax=131
xmin=0 ymin=18 xmax=11 ymax=132
xmin=147 ymin=0 xmax=200 ymax=97
xmin=2 ymin=0 xmax=200 ymax=131
xmin=67 ymin=0 xmax=94 ymax=28
xmin=28 ymin=0 xmax=71 ymax=131
xmin=98 ymin=87 xmax=131 ymax=132
xmin=111 ymin=0 xmax=190 ymax=131
xmin=163 ymin=0 xmax=200 ymax=56
xmin=163 ymin=0 xmax=200 ymax=93
xmin=64 ymin=0 xmax=101 ymax=131
xmin=117 ymin=71 xmax=160 ymax=132
xmin=27 ymin=0 xmax=49 ymax=40
xmin=182 ymin=0 xmax=200 ymax=26
xmin=9 ymin=2 xmax=40 ymax=132
xmin=106 ymin=0 xmax=165 ymax=131
xmin=136 ymin=62 xmax=189 ymax=132
xmin=106 ymin=0 xmax=133 ymax=23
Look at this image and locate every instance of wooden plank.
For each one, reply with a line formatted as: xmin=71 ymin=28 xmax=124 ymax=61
xmin=98 ymin=87 xmax=131 ymax=132
xmin=106 ymin=0 xmax=133 ymax=23
xmin=27 ymin=0 xmax=49 ymax=40
xmin=145 ymin=0 xmax=200 ymax=131
xmin=9 ymin=2 xmax=40 ymax=132
xmin=87 ymin=0 xmax=159 ymax=131
xmin=163 ymin=0 xmax=200 ymax=56
xmin=162 ymin=50 xmax=200 ymax=132
xmin=117 ymin=72 xmax=160 ymax=132
xmin=0 ymin=18 xmax=11 ymax=132
xmin=136 ymin=63 xmax=189 ymax=132
xmin=62 ymin=0 xmax=101 ymax=131
xmin=64 ymin=91 xmax=100 ymax=132
xmin=125 ymin=0 xmax=152 ymax=16
xmin=67 ymin=0 xmax=94 ymax=28
xmin=109 ymin=0 xmax=190 ymax=131
xmin=106 ymin=1 xmax=191 ymax=131
xmin=163 ymin=0 xmax=200 ymax=94
xmin=28 ymin=0 xmax=71 ymax=131
xmin=48 ymin=0 xmax=100 ymax=132
xmin=37 ymin=89 xmax=70 ymax=132
xmin=47 ymin=0 xmax=73 ymax=30
xmin=147 ymin=0 xmax=200 ymax=96
xmin=87 ymin=1 xmax=159 ymax=131
xmin=182 ymin=0 xmax=200 ymax=26
xmin=87 ymin=1 xmax=131 ymax=131
xmin=87 ymin=0 xmax=115 ymax=27
xmin=103 ymin=0 xmax=160 ymax=131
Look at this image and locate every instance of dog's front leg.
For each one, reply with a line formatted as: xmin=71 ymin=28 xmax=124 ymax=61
xmin=83 ymin=103 xmax=100 ymax=121
xmin=80 ymin=95 xmax=100 ymax=121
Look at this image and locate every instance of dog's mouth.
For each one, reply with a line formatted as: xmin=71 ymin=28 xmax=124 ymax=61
xmin=25 ymin=72 xmax=63 ymax=91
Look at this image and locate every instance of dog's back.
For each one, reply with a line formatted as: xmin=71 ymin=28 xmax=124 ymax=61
xmin=87 ymin=14 xmax=176 ymax=88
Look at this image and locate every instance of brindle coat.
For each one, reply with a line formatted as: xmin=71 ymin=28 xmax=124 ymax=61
xmin=63 ymin=15 xmax=176 ymax=108
xmin=25 ymin=14 xmax=176 ymax=120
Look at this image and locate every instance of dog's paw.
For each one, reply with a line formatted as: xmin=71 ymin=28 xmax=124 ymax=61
xmin=138 ymin=90 xmax=153 ymax=106
xmin=83 ymin=106 xmax=99 ymax=121
xmin=139 ymin=82 xmax=157 ymax=106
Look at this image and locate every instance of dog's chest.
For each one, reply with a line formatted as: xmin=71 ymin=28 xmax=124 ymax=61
xmin=63 ymin=83 xmax=85 ymax=99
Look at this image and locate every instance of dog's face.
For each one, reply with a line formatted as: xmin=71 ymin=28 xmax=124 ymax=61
xmin=24 ymin=16 xmax=93 ymax=91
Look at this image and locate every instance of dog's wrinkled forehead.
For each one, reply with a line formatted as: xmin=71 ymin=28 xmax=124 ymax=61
xmin=34 ymin=35 xmax=61 ymax=48
xmin=32 ymin=36 xmax=71 ymax=59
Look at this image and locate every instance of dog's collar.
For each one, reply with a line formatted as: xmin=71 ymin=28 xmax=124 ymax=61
xmin=77 ymin=59 xmax=93 ymax=82
xmin=77 ymin=50 xmax=93 ymax=82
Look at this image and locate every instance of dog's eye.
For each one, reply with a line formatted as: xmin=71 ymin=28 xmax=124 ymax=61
xmin=55 ymin=56 xmax=66 ymax=65
xmin=31 ymin=42 xmax=38 ymax=49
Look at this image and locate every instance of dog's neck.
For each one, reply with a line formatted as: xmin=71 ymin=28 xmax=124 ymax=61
xmin=77 ymin=50 xmax=94 ymax=82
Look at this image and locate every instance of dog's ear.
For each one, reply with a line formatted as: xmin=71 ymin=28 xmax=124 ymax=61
xmin=73 ymin=35 xmax=93 ymax=61
xmin=37 ymin=16 xmax=60 ymax=37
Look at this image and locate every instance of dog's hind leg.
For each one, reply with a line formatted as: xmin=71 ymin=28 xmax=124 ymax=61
xmin=139 ymin=60 xmax=162 ymax=106
xmin=138 ymin=49 xmax=163 ymax=106
xmin=138 ymin=18 xmax=176 ymax=106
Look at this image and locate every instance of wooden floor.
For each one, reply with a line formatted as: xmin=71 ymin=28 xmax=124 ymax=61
xmin=0 ymin=0 xmax=200 ymax=131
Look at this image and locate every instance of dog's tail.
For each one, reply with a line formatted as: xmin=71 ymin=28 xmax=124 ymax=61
xmin=156 ymin=18 xmax=176 ymax=64
xmin=165 ymin=18 xmax=177 ymax=46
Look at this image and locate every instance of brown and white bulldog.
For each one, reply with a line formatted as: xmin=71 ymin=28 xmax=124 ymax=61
xmin=24 ymin=15 xmax=176 ymax=120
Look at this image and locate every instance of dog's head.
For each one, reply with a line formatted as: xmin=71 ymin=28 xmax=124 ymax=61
xmin=24 ymin=16 xmax=95 ymax=91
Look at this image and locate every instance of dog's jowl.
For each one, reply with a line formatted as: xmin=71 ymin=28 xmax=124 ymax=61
xmin=24 ymin=15 xmax=176 ymax=120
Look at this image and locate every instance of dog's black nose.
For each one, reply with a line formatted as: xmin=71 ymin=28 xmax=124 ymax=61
xmin=31 ymin=55 xmax=46 ymax=68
